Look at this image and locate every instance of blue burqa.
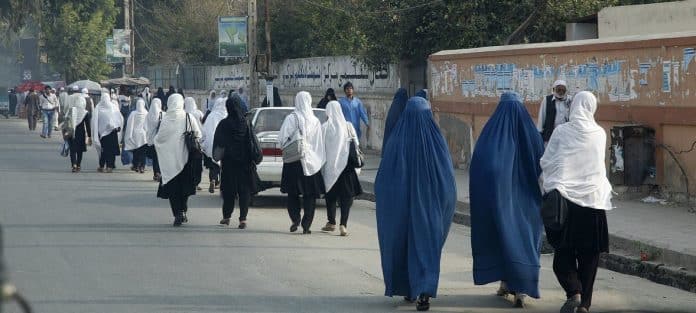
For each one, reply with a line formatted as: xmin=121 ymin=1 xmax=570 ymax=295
xmin=375 ymin=97 xmax=457 ymax=299
xmin=381 ymin=88 xmax=409 ymax=155
xmin=469 ymin=92 xmax=544 ymax=298
xmin=415 ymin=89 xmax=428 ymax=100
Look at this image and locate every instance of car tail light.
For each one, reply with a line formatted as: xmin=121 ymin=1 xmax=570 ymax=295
xmin=260 ymin=142 xmax=282 ymax=157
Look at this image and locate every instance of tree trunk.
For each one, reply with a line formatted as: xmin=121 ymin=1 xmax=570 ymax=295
xmin=504 ymin=1 xmax=548 ymax=45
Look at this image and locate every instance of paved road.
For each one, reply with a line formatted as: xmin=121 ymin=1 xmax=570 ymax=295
xmin=1 ymin=118 xmax=695 ymax=313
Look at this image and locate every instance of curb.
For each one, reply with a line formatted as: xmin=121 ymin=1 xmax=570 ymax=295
xmin=357 ymin=179 xmax=696 ymax=293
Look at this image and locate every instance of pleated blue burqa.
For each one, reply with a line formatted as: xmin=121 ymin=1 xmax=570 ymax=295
xmin=381 ymin=88 xmax=409 ymax=154
xmin=469 ymin=92 xmax=544 ymax=298
xmin=376 ymin=96 xmax=457 ymax=299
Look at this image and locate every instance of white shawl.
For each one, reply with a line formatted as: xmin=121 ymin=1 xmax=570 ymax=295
xmin=91 ymin=93 xmax=122 ymax=153
xmin=184 ymin=97 xmax=204 ymax=123
xmin=146 ymin=98 xmax=162 ymax=146
xmin=321 ymin=101 xmax=356 ymax=190
xmin=155 ymin=94 xmax=202 ymax=185
xmin=124 ymin=99 xmax=149 ymax=151
xmin=278 ymin=91 xmax=325 ymax=176
xmin=201 ymin=98 xmax=228 ymax=159
xmin=206 ymin=90 xmax=217 ymax=112
xmin=69 ymin=96 xmax=88 ymax=130
xmin=541 ymin=91 xmax=613 ymax=211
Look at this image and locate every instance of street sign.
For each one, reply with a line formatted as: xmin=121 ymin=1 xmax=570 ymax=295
xmin=218 ymin=16 xmax=248 ymax=58
xmin=105 ymin=38 xmax=123 ymax=64
xmin=112 ymin=29 xmax=132 ymax=58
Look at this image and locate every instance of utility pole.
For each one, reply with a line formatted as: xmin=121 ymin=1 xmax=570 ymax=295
xmin=248 ymin=0 xmax=259 ymax=108
xmin=123 ymin=0 xmax=131 ymax=76
xmin=263 ymin=0 xmax=275 ymax=107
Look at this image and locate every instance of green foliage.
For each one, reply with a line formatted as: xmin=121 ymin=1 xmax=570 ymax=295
xmin=0 ymin=0 xmax=41 ymax=34
xmin=41 ymin=0 xmax=118 ymax=82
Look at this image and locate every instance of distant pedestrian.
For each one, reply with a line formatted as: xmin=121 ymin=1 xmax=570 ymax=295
xmin=50 ymin=88 xmax=60 ymax=131
xmin=140 ymin=87 xmax=152 ymax=107
xmin=338 ymin=82 xmax=369 ymax=139
xmin=118 ymin=90 xmax=132 ymax=120
xmin=218 ymin=89 xmax=228 ymax=103
xmin=124 ymin=99 xmax=149 ymax=174
xmin=415 ymin=89 xmax=428 ymax=100
xmin=64 ymin=96 xmax=91 ymax=172
xmin=58 ymin=87 xmax=68 ymax=117
xmin=39 ymin=86 xmax=58 ymax=138
xmin=538 ymin=80 xmax=572 ymax=143
xmin=278 ymin=91 xmax=325 ymax=234
xmin=201 ymin=98 xmax=228 ymax=193
xmin=261 ymin=86 xmax=282 ymax=107
xmin=316 ymin=88 xmax=337 ymax=109
xmin=92 ymin=93 xmax=122 ymax=173
xmin=213 ymin=94 xmax=260 ymax=229
xmin=164 ymin=86 xmax=176 ymax=105
xmin=237 ymin=86 xmax=249 ymax=111
xmin=375 ymin=96 xmax=456 ymax=311
xmin=155 ymin=94 xmax=202 ymax=227
xmin=184 ymin=97 xmax=204 ymax=123
xmin=156 ymin=87 xmax=166 ymax=103
xmin=469 ymin=92 xmax=545 ymax=308
xmin=540 ymin=91 xmax=612 ymax=313
xmin=382 ymin=88 xmax=408 ymax=156
xmin=320 ymin=100 xmax=362 ymax=236
xmin=205 ymin=90 xmax=217 ymax=113
xmin=9 ymin=88 xmax=17 ymax=116
xmin=177 ymin=88 xmax=185 ymax=97
xmin=184 ymin=97 xmax=204 ymax=191
xmin=146 ymin=98 xmax=163 ymax=181
xmin=24 ymin=89 xmax=40 ymax=131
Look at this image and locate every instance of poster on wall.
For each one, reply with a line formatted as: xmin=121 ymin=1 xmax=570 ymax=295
xmin=662 ymin=61 xmax=671 ymax=93
xmin=112 ymin=29 xmax=131 ymax=58
xmin=218 ymin=16 xmax=248 ymax=58
xmin=105 ymin=38 xmax=122 ymax=64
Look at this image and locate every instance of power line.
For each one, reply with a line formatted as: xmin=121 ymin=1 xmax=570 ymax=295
xmin=298 ymin=0 xmax=443 ymax=15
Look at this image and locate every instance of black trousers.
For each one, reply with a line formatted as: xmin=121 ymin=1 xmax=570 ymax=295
xmin=70 ymin=150 xmax=83 ymax=167
xmin=325 ymin=193 xmax=353 ymax=227
xmin=209 ymin=164 xmax=221 ymax=181
xmin=132 ymin=146 xmax=147 ymax=168
xmin=287 ymin=194 xmax=316 ymax=231
xmin=553 ymin=249 xmax=600 ymax=309
xmin=223 ymin=191 xmax=250 ymax=221
xmin=168 ymin=194 xmax=189 ymax=218
xmin=99 ymin=153 xmax=116 ymax=169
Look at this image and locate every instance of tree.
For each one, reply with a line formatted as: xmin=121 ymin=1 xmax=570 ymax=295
xmin=0 ymin=0 xmax=41 ymax=34
xmin=41 ymin=0 xmax=118 ymax=82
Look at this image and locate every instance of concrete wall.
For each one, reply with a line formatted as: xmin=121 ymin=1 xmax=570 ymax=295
xmin=598 ymin=0 xmax=696 ymax=38
xmin=205 ymin=56 xmax=402 ymax=150
xmin=429 ymin=32 xmax=696 ymax=199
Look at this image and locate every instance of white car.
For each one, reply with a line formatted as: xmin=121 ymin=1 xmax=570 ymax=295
xmin=247 ymin=107 xmax=327 ymax=192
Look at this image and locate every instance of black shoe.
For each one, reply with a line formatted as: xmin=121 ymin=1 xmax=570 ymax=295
xmin=416 ymin=294 xmax=430 ymax=311
xmin=219 ymin=218 xmax=230 ymax=226
xmin=290 ymin=223 xmax=299 ymax=233
xmin=404 ymin=297 xmax=415 ymax=303
xmin=173 ymin=218 xmax=183 ymax=227
xmin=302 ymin=229 xmax=311 ymax=234
xmin=238 ymin=221 xmax=247 ymax=229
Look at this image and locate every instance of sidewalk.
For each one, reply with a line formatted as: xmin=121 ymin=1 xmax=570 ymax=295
xmin=358 ymin=152 xmax=696 ymax=292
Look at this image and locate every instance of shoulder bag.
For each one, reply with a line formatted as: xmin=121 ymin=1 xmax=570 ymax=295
xmin=184 ymin=113 xmax=202 ymax=155
xmin=282 ymin=113 xmax=306 ymax=163
xmin=347 ymin=125 xmax=364 ymax=168
xmin=248 ymin=121 xmax=263 ymax=165
xmin=541 ymin=189 xmax=569 ymax=231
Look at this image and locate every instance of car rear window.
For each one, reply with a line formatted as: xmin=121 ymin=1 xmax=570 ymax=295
xmin=253 ymin=109 xmax=328 ymax=133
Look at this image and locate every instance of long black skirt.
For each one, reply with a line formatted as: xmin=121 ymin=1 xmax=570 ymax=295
xmin=326 ymin=165 xmax=362 ymax=199
xmin=546 ymin=199 xmax=609 ymax=254
xmin=69 ymin=119 xmax=89 ymax=153
xmin=100 ymin=130 xmax=120 ymax=157
xmin=157 ymin=156 xmax=197 ymax=199
xmin=221 ymin=162 xmax=259 ymax=200
xmin=281 ymin=161 xmax=325 ymax=198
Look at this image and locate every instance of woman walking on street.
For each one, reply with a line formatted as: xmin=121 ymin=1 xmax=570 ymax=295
xmin=201 ymin=98 xmax=228 ymax=193
xmin=92 ymin=93 xmax=122 ymax=173
xmin=278 ymin=91 xmax=325 ymax=234
xmin=382 ymin=88 xmax=409 ymax=157
xmin=146 ymin=98 xmax=163 ymax=181
xmin=541 ymin=91 xmax=612 ymax=313
xmin=320 ymin=100 xmax=362 ymax=236
xmin=64 ymin=96 xmax=91 ymax=172
xmin=124 ymin=99 xmax=149 ymax=174
xmin=184 ymin=97 xmax=204 ymax=123
xmin=316 ymin=88 xmax=337 ymax=109
xmin=155 ymin=94 xmax=202 ymax=226
xmin=375 ymin=96 xmax=456 ymax=311
xmin=184 ymin=97 xmax=204 ymax=190
xmin=213 ymin=95 xmax=260 ymax=229
xmin=469 ymin=92 xmax=545 ymax=308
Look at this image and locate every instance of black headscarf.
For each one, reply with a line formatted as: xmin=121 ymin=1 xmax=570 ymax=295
xmin=317 ymin=88 xmax=336 ymax=109
xmin=156 ymin=87 xmax=165 ymax=100
xmin=213 ymin=95 xmax=249 ymax=162
xmin=177 ymin=88 xmax=185 ymax=97
xmin=262 ymin=87 xmax=282 ymax=107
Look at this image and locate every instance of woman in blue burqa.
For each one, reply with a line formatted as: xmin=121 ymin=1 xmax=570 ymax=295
xmin=469 ymin=91 xmax=545 ymax=308
xmin=376 ymin=96 xmax=457 ymax=312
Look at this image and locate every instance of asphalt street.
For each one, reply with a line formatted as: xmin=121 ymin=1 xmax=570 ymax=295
xmin=1 ymin=118 xmax=695 ymax=313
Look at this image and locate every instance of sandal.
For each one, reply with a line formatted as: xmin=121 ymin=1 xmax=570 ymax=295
xmin=416 ymin=294 xmax=430 ymax=311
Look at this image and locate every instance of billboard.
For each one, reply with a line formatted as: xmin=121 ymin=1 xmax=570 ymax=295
xmin=112 ymin=29 xmax=132 ymax=58
xmin=105 ymin=38 xmax=122 ymax=64
xmin=218 ymin=16 xmax=248 ymax=58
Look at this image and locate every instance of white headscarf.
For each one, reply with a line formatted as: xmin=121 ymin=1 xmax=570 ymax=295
xmin=278 ymin=91 xmax=325 ymax=176
xmin=321 ymin=100 xmax=357 ymax=190
xmin=184 ymin=97 xmax=204 ymax=122
xmin=541 ymin=91 xmax=613 ymax=211
xmin=146 ymin=98 xmax=162 ymax=146
xmin=68 ymin=96 xmax=88 ymax=130
xmin=201 ymin=98 xmax=228 ymax=159
xmin=206 ymin=90 xmax=217 ymax=112
xmin=155 ymin=94 xmax=201 ymax=185
xmin=91 ymin=93 xmax=121 ymax=153
xmin=141 ymin=87 xmax=151 ymax=104
xmin=218 ymin=90 xmax=228 ymax=102
xmin=124 ymin=99 xmax=149 ymax=151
